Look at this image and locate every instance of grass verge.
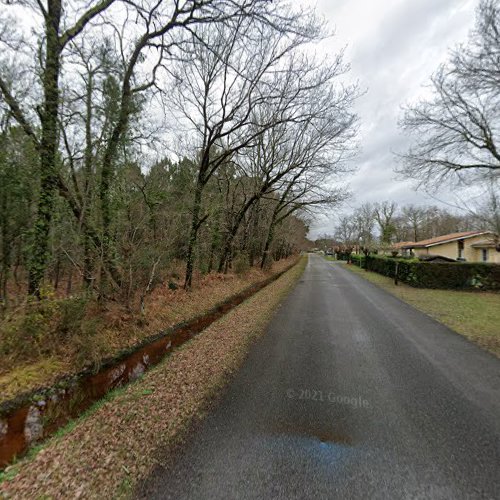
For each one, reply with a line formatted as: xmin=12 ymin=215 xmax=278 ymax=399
xmin=0 ymin=257 xmax=306 ymax=499
xmin=344 ymin=262 xmax=500 ymax=357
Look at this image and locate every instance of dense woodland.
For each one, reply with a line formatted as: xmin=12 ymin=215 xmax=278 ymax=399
xmin=0 ymin=0 xmax=499 ymax=319
xmin=0 ymin=0 xmax=358 ymax=311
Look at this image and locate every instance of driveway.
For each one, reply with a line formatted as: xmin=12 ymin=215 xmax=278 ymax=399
xmin=138 ymin=254 xmax=500 ymax=499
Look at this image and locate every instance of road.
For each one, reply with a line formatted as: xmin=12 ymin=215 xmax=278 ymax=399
xmin=138 ymin=254 xmax=500 ymax=499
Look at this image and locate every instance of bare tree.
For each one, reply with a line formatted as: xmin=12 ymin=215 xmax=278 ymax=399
xmin=334 ymin=216 xmax=356 ymax=246
xmin=217 ymin=60 xmax=357 ymax=271
xmin=353 ymin=203 xmax=375 ymax=248
xmin=400 ymin=205 xmax=426 ymax=242
xmin=446 ymin=176 xmax=500 ymax=239
xmin=170 ymin=11 xmax=330 ymax=287
xmin=469 ymin=184 xmax=500 ymax=236
xmin=373 ymin=201 xmax=398 ymax=244
xmin=0 ymin=0 xmax=118 ymax=295
xmin=398 ymin=0 xmax=500 ymax=189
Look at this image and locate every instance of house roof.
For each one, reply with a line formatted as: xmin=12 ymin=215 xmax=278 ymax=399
xmin=471 ymin=239 xmax=497 ymax=248
xmin=400 ymin=231 xmax=494 ymax=249
xmin=392 ymin=241 xmax=415 ymax=249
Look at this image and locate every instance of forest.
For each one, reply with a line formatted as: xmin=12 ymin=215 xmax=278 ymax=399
xmin=0 ymin=0 xmax=358 ymax=307
xmin=0 ymin=0 xmax=360 ymax=395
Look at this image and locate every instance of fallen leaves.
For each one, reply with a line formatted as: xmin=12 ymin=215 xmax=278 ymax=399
xmin=1 ymin=258 xmax=296 ymax=401
xmin=0 ymin=258 xmax=306 ymax=500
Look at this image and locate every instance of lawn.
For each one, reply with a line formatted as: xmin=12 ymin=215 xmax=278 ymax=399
xmin=345 ymin=263 xmax=500 ymax=357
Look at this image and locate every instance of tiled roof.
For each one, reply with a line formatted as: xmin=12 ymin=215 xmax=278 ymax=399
xmin=401 ymin=231 xmax=493 ymax=249
xmin=392 ymin=241 xmax=415 ymax=249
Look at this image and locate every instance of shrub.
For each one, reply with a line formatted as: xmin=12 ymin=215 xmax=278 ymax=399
xmin=350 ymin=254 xmax=364 ymax=266
xmin=233 ymin=253 xmax=250 ymax=275
xmin=336 ymin=251 xmax=353 ymax=261
xmin=0 ymin=294 xmax=102 ymax=367
xmin=71 ymin=317 xmax=107 ymax=370
xmin=58 ymin=297 xmax=88 ymax=336
xmin=363 ymin=256 xmax=500 ymax=291
xmin=167 ymin=281 xmax=178 ymax=290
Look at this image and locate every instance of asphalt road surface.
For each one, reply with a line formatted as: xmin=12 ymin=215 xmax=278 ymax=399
xmin=139 ymin=254 xmax=500 ymax=499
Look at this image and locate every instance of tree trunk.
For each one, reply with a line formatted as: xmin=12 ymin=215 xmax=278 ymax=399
xmin=217 ymin=230 xmax=236 ymax=273
xmin=248 ymin=202 xmax=260 ymax=267
xmin=66 ymin=267 xmax=73 ymax=295
xmin=261 ymin=219 xmax=276 ymax=270
xmin=82 ymin=71 xmax=94 ymax=289
xmin=98 ymin=64 xmax=134 ymax=294
xmin=53 ymin=254 xmax=61 ymax=290
xmin=207 ymin=218 xmax=220 ymax=274
xmin=57 ymin=175 xmax=122 ymax=290
xmin=184 ymin=182 xmax=203 ymax=289
xmin=0 ymin=183 xmax=10 ymax=309
xmin=28 ymin=1 xmax=63 ymax=297
xmin=217 ymin=197 xmax=257 ymax=273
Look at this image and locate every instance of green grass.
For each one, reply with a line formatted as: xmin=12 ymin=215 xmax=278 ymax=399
xmin=345 ymin=263 xmax=500 ymax=357
xmin=0 ymin=358 xmax=68 ymax=401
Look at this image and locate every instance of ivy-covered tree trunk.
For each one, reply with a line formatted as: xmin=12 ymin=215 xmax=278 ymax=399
xmin=0 ymin=174 xmax=10 ymax=309
xmin=28 ymin=0 xmax=62 ymax=297
xmin=184 ymin=182 xmax=204 ymax=289
xmin=248 ymin=202 xmax=261 ymax=266
xmin=82 ymin=71 xmax=94 ymax=289
xmin=98 ymin=76 xmax=132 ymax=295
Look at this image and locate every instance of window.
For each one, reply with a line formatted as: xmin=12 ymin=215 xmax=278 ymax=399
xmin=482 ymin=248 xmax=488 ymax=262
xmin=458 ymin=240 xmax=464 ymax=259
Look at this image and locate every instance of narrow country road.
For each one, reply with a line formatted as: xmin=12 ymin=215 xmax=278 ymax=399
xmin=139 ymin=254 xmax=500 ymax=499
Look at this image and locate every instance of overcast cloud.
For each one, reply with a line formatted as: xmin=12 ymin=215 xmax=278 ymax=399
xmin=306 ymin=0 xmax=478 ymax=237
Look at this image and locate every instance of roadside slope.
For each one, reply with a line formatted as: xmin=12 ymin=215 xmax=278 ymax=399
xmin=0 ymin=258 xmax=306 ymax=499
xmin=1 ymin=258 xmax=296 ymax=402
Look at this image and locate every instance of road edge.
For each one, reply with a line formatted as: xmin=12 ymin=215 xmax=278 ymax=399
xmin=0 ymin=257 xmax=307 ymax=499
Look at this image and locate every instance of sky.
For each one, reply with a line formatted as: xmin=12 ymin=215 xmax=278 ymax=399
xmin=306 ymin=0 xmax=478 ymax=237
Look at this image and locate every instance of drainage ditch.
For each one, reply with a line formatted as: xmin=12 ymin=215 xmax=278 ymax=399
xmin=0 ymin=261 xmax=297 ymax=468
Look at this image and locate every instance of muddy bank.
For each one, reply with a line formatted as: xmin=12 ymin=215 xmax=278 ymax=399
xmin=0 ymin=260 xmax=298 ymax=468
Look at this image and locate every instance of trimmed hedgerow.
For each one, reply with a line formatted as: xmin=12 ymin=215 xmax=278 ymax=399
xmin=346 ymin=255 xmax=500 ymax=291
xmin=342 ymin=255 xmax=500 ymax=290
xmin=350 ymin=254 xmax=363 ymax=266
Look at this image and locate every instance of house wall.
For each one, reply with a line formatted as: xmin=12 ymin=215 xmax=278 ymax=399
xmin=413 ymin=235 xmax=500 ymax=263
xmin=479 ymin=247 xmax=500 ymax=264
xmin=413 ymin=241 xmax=459 ymax=259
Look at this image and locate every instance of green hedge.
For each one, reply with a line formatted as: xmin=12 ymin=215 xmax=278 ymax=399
xmin=336 ymin=251 xmax=353 ymax=261
xmin=348 ymin=255 xmax=500 ymax=291
xmin=350 ymin=254 xmax=363 ymax=265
